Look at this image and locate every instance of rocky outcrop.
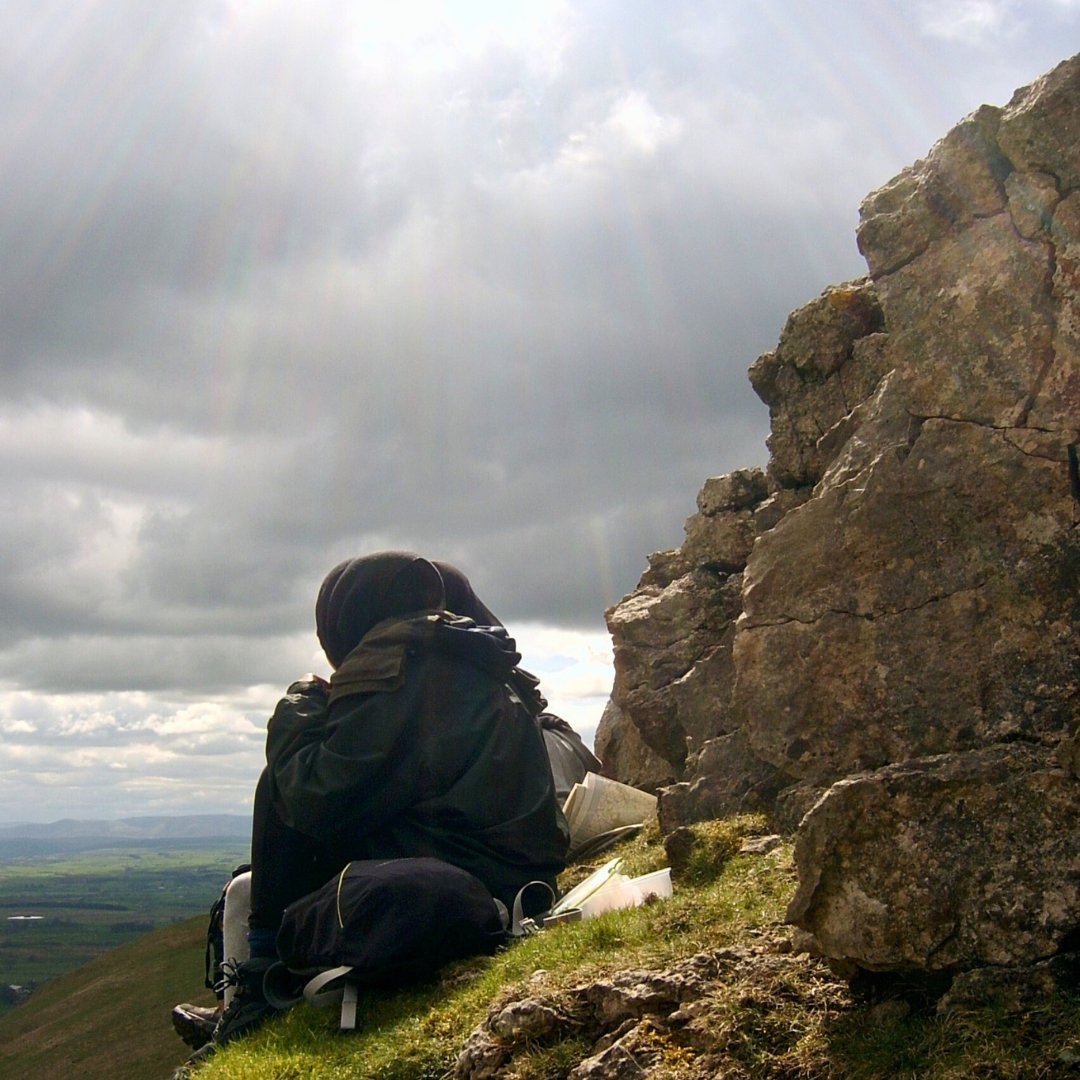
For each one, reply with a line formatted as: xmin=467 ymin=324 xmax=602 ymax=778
xmin=787 ymin=745 xmax=1080 ymax=973
xmin=600 ymin=276 xmax=891 ymax=822
xmin=455 ymin=933 xmax=847 ymax=1080
xmin=601 ymin=52 xmax=1080 ymax=979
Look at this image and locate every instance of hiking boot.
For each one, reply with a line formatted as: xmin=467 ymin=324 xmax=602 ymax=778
xmin=171 ymin=1002 xmax=220 ymax=1049
xmin=212 ymin=957 xmax=278 ymax=1045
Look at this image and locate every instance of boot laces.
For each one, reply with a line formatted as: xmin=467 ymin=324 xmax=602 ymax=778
xmin=212 ymin=958 xmax=244 ymax=996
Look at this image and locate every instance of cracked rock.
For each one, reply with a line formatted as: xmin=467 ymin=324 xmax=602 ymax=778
xmin=599 ymin=50 xmax=1080 ymax=981
xmin=787 ymin=745 xmax=1080 ymax=971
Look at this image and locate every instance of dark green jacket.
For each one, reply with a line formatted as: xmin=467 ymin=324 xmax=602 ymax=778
xmin=265 ymin=613 xmax=570 ymax=908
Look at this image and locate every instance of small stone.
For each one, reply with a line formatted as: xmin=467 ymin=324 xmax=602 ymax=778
xmin=739 ymin=835 xmax=781 ymax=855
xmin=489 ymin=998 xmax=565 ymax=1041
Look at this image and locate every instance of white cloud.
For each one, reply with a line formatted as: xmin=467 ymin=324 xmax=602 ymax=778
xmin=917 ymin=0 xmax=1017 ymax=42
xmin=557 ymin=90 xmax=683 ymax=166
xmin=0 ymin=685 xmax=268 ymax=820
xmin=0 ymin=624 xmax=614 ymax=823
xmin=0 ymin=0 xmax=1077 ymax=820
xmin=513 ymin=623 xmax=614 ymax=746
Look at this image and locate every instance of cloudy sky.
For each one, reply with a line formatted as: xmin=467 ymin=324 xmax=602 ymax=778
xmin=1 ymin=0 xmax=1077 ymax=825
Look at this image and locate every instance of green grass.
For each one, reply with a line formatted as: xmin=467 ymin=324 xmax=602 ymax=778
xmin=0 ymin=914 xmax=209 ymax=1080
xmin=0 ymin=843 xmax=248 ymax=996
xmin=187 ymin=819 xmax=1080 ymax=1080
xmin=4 ymin=819 xmax=1080 ymax=1079
xmin=184 ymin=819 xmax=797 ymax=1079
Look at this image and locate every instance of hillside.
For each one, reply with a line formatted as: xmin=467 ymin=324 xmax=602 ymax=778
xmin=0 ymin=838 xmax=250 ymax=1002
xmin=0 ymin=816 xmax=250 ymax=860
xmin=2 ymin=822 xmax=1076 ymax=1080
xmin=0 ymin=914 xmax=210 ymax=1080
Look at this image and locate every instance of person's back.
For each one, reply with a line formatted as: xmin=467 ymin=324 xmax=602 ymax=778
xmin=191 ymin=552 xmax=569 ymax=1054
xmin=266 ymin=606 xmax=569 ymax=907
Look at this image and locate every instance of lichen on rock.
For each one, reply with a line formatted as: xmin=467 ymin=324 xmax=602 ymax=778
xmin=601 ymin=50 xmax=1080 ymax=981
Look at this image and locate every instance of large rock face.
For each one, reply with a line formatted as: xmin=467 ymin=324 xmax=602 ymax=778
xmin=601 ymin=53 xmax=1080 ymax=977
xmin=787 ymin=744 xmax=1080 ymax=973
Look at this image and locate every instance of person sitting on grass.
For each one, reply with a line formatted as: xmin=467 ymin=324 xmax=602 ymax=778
xmin=188 ymin=551 xmax=570 ymax=1052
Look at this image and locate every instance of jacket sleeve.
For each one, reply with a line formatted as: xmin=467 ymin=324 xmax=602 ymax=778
xmin=265 ymin=675 xmax=425 ymax=839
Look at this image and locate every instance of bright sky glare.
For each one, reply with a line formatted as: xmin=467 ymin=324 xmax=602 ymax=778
xmin=1 ymin=0 xmax=1077 ymax=823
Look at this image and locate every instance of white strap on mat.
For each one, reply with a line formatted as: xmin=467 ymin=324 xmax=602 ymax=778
xmin=509 ymin=880 xmax=557 ymax=937
xmin=302 ymin=964 xmax=360 ymax=1030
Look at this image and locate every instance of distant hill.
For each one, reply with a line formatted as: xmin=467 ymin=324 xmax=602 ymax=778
xmin=0 ymin=914 xmax=209 ymax=1080
xmin=0 ymin=814 xmax=250 ymax=841
xmin=0 ymin=815 xmax=250 ymax=859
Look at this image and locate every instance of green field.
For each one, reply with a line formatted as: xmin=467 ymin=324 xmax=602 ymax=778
xmin=0 ymin=842 xmax=249 ymax=1007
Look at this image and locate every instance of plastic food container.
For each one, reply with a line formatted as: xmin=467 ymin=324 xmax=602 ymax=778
xmin=578 ymin=875 xmax=637 ymax=918
xmin=627 ymin=867 xmax=672 ymax=903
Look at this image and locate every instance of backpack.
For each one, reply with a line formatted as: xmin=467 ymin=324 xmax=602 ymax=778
xmin=272 ymin=856 xmax=509 ymax=1024
xmin=539 ymin=713 xmax=602 ymax=803
xmin=202 ymin=863 xmax=251 ymax=996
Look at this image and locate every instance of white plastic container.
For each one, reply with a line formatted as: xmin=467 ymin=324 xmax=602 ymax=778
xmin=577 ymin=874 xmax=637 ymax=919
xmin=551 ymin=856 xmax=623 ymax=917
xmin=627 ymin=867 xmax=672 ymax=904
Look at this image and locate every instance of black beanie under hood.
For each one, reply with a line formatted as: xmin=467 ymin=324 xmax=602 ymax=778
xmin=432 ymin=560 xmax=501 ymax=627
xmin=315 ymin=551 xmax=446 ymax=668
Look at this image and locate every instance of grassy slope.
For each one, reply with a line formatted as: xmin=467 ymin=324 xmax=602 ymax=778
xmin=0 ymin=843 xmax=249 ymax=993
xmin=0 ymin=915 xmax=215 ymax=1080
xmin=4 ymin=822 xmax=1080 ymax=1080
xmin=184 ymin=822 xmax=1080 ymax=1080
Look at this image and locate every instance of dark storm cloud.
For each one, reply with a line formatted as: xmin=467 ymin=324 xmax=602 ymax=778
xmin=1 ymin=0 xmax=1077 ymax=819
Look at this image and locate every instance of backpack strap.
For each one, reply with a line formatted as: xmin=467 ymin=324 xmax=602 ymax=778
xmin=203 ymin=892 xmax=226 ymax=990
xmin=509 ymin=881 xmax=556 ymax=937
xmin=302 ymin=965 xmax=360 ymax=1030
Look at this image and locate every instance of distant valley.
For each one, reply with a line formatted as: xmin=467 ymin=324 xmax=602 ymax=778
xmin=0 ymin=814 xmax=250 ymax=859
xmin=0 ymin=817 xmax=250 ymax=1012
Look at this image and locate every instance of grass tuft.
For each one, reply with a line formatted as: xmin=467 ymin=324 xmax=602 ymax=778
xmin=171 ymin=816 xmax=1080 ymax=1079
xmin=663 ymin=814 xmax=768 ymax=887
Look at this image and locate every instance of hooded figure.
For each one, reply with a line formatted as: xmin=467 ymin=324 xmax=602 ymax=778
xmin=315 ymin=551 xmax=447 ymax=669
xmin=432 ymin=559 xmax=501 ymax=627
xmin=259 ymin=551 xmax=569 ymax=912
xmin=435 ymin=558 xmax=601 ymax=800
xmin=192 ymin=553 xmax=571 ymax=1052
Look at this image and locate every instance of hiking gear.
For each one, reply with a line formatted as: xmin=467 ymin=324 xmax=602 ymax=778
xmin=297 ymin=965 xmax=362 ymax=1029
xmin=271 ymin=856 xmax=509 ymax=1032
xmin=200 ymin=862 xmax=250 ymax=997
xmin=540 ymin=713 xmax=603 ymax=802
xmin=170 ymin=1002 xmax=218 ymax=1049
xmin=261 ymin=960 xmax=309 ymax=1009
xmin=316 ymin=552 xmax=444 ymax=668
xmin=275 ymin=856 xmax=508 ymax=984
xmin=433 ymin=559 xmax=500 ymax=626
xmin=221 ymin=870 xmax=253 ymax=1008
xmin=212 ymin=957 xmax=278 ymax=1045
xmin=324 ymin=611 xmax=537 ymax=703
xmin=262 ymin=612 xmax=569 ymax=914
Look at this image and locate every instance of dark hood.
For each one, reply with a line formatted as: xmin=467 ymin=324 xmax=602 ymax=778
xmin=328 ymin=612 xmax=546 ymax=716
xmin=316 ymin=551 xmax=445 ymax=669
xmin=432 ymin=560 xmax=501 ymax=627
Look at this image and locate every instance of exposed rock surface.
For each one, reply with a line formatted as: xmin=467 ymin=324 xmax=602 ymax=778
xmin=455 ymin=933 xmax=847 ymax=1080
xmin=787 ymin=745 xmax=1080 ymax=972
xmin=601 ymin=52 xmax=1080 ymax=978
